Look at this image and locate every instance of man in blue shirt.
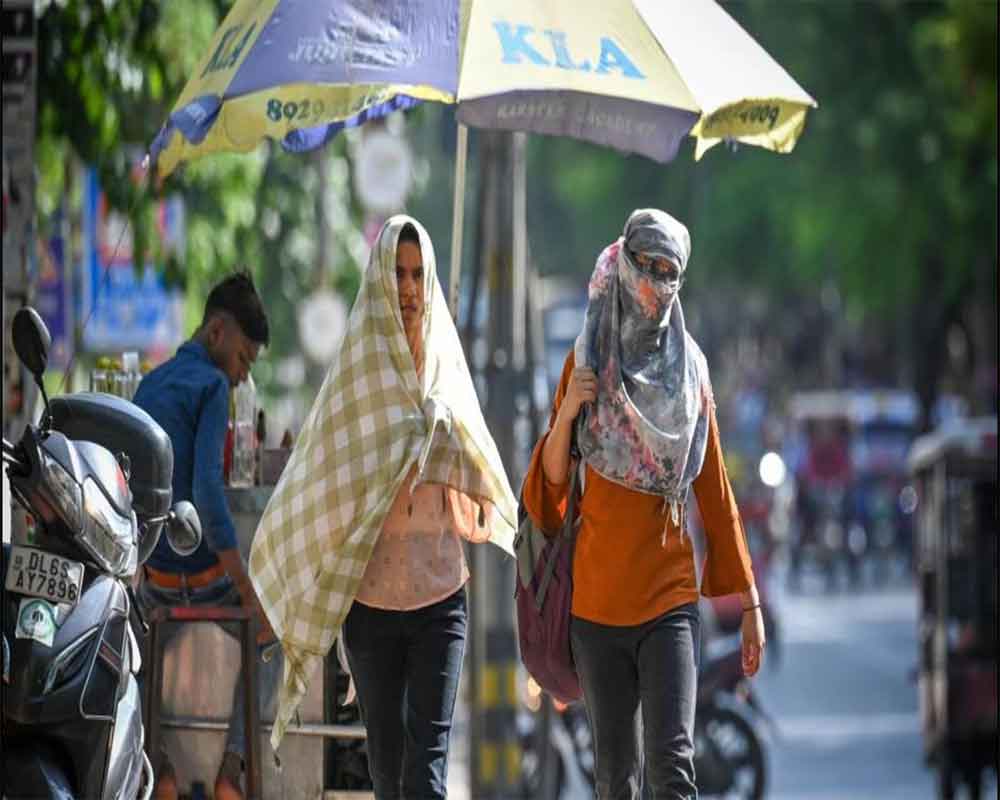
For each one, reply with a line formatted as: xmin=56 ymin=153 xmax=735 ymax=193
xmin=134 ymin=272 xmax=280 ymax=800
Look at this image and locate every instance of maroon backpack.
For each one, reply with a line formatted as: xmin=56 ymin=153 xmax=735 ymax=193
xmin=514 ymin=465 xmax=583 ymax=704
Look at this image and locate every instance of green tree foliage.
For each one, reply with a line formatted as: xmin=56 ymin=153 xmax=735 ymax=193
xmin=521 ymin=2 xmax=996 ymax=303
xmin=34 ymin=1 xmax=995 ymax=425
xmin=514 ymin=0 xmax=997 ymax=420
xmin=34 ymin=0 xmax=365 ymax=413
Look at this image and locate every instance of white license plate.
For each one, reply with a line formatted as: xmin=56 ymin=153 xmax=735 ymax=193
xmin=4 ymin=545 xmax=84 ymax=607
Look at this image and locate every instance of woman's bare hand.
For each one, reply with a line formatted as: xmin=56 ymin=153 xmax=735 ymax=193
xmin=561 ymin=367 xmax=598 ymax=421
xmin=542 ymin=365 xmax=598 ymax=486
xmin=740 ymin=607 xmax=766 ymax=677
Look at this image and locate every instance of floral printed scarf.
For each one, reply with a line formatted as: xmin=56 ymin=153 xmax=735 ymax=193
xmin=574 ymin=209 xmax=712 ymax=538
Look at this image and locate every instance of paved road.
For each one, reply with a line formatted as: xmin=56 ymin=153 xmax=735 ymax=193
xmin=754 ymin=569 xmax=937 ymax=800
xmin=449 ymin=564 xmax=997 ymax=799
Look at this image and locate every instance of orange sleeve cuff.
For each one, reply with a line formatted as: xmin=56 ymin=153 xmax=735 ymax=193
xmin=695 ymin=409 xmax=755 ymax=597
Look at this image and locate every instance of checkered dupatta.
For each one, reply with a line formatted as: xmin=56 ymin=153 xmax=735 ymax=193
xmin=249 ymin=216 xmax=517 ymax=748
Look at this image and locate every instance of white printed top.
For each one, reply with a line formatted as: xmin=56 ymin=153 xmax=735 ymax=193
xmin=354 ymin=467 xmax=492 ymax=611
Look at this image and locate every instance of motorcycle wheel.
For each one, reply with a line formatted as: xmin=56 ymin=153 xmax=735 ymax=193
xmin=521 ymin=740 xmax=566 ymax=800
xmin=695 ymin=707 xmax=767 ymax=800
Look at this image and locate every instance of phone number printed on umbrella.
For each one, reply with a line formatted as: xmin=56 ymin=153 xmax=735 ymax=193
xmin=266 ymin=98 xmax=327 ymax=124
xmin=704 ymin=103 xmax=781 ymax=132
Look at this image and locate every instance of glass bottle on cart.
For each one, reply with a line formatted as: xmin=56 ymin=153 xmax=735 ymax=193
xmin=229 ymin=374 xmax=257 ymax=488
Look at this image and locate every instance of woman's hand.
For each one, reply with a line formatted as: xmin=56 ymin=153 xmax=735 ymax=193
xmin=542 ymin=366 xmax=597 ymax=485
xmin=740 ymin=606 xmax=766 ymax=677
xmin=560 ymin=367 xmax=598 ymax=421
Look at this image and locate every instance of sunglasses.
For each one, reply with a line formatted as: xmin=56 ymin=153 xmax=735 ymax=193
xmin=630 ymin=250 xmax=684 ymax=284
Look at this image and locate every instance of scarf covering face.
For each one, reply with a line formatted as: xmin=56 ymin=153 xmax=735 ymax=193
xmin=249 ymin=215 xmax=516 ymax=748
xmin=574 ymin=209 xmax=713 ymax=516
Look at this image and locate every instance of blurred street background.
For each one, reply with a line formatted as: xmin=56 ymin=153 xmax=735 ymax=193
xmin=3 ymin=1 xmax=996 ymax=799
xmin=449 ymin=580 xmax=993 ymax=800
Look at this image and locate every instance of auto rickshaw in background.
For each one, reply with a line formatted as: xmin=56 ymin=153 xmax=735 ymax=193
xmin=908 ymin=416 xmax=997 ymax=800
xmin=785 ymin=392 xmax=855 ymax=591
xmin=848 ymin=391 xmax=920 ymax=583
xmin=785 ymin=389 xmax=922 ymax=590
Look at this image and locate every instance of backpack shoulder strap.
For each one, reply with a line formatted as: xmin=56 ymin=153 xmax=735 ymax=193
xmin=534 ymin=464 xmax=581 ymax=610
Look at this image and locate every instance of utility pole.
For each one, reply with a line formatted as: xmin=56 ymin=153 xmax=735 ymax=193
xmin=468 ymin=128 xmax=528 ymax=799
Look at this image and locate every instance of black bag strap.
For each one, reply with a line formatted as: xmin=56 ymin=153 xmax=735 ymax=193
xmin=534 ymin=461 xmax=581 ymax=610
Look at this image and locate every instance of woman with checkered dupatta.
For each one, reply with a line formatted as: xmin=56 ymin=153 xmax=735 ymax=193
xmin=248 ymin=216 xmax=517 ymax=799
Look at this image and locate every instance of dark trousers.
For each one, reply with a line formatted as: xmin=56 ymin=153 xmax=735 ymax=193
xmin=570 ymin=602 xmax=700 ymax=800
xmin=342 ymin=587 xmax=467 ymax=800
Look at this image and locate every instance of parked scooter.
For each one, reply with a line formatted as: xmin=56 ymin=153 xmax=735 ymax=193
xmin=518 ymin=681 xmax=595 ymax=800
xmin=694 ymin=634 xmax=772 ymax=800
xmin=2 ymin=307 xmax=202 ymax=800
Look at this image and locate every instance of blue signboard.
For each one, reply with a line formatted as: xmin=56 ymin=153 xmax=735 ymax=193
xmin=35 ymin=233 xmax=72 ymax=368
xmin=79 ymin=167 xmax=185 ymax=356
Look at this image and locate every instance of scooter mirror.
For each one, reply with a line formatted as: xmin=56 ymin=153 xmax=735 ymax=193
xmin=166 ymin=501 xmax=203 ymax=557
xmin=12 ymin=307 xmax=52 ymax=382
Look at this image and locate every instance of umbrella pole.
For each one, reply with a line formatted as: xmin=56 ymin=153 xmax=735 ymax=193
xmin=512 ymin=132 xmax=527 ymax=372
xmin=449 ymin=123 xmax=469 ymax=319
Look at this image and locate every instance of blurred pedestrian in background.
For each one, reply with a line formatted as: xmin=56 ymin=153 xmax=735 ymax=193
xmin=249 ymin=216 xmax=517 ymax=799
xmin=522 ymin=208 xmax=766 ymax=799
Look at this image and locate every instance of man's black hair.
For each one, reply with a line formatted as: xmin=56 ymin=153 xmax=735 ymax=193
xmin=398 ymin=223 xmax=420 ymax=247
xmin=203 ymin=270 xmax=270 ymax=346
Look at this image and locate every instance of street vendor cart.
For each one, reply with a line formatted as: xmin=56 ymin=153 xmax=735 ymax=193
xmin=908 ymin=416 xmax=997 ymax=800
xmin=151 ymin=485 xmax=373 ymax=799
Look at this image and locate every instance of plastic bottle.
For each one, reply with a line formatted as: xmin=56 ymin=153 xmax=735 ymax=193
xmin=91 ymin=355 xmax=112 ymax=393
xmin=110 ymin=359 xmax=123 ymax=397
xmin=230 ymin=374 xmax=257 ymax=488
xmin=121 ymin=351 xmax=140 ymax=400
xmin=255 ymin=408 xmax=266 ymax=485
xmin=223 ymin=421 xmax=234 ymax=485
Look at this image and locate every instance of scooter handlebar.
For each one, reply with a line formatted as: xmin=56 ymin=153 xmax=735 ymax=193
xmin=2 ymin=437 xmax=29 ymax=475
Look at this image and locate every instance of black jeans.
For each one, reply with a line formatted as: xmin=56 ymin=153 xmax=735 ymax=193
xmin=570 ymin=602 xmax=700 ymax=800
xmin=342 ymin=587 xmax=467 ymax=800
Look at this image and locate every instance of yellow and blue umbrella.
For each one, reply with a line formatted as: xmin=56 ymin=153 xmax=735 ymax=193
xmin=150 ymin=0 xmax=816 ymax=175
xmin=149 ymin=0 xmax=816 ymax=313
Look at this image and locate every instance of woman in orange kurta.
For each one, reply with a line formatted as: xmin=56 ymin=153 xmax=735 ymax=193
xmin=523 ymin=209 xmax=765 ymax=799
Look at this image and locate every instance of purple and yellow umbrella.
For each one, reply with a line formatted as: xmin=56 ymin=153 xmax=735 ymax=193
xmin=150 ymin=0 xmax=816 ymax=307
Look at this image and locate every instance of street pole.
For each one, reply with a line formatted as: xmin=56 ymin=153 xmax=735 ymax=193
xmin=314 ymin=147 xmax=329 ymax=290
xmin=468 ymin=128 xmax=527 ymax=799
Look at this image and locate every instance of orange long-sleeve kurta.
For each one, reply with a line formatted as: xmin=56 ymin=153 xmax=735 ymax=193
xmin=522 ymin=351 xmax=755 ymax=627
